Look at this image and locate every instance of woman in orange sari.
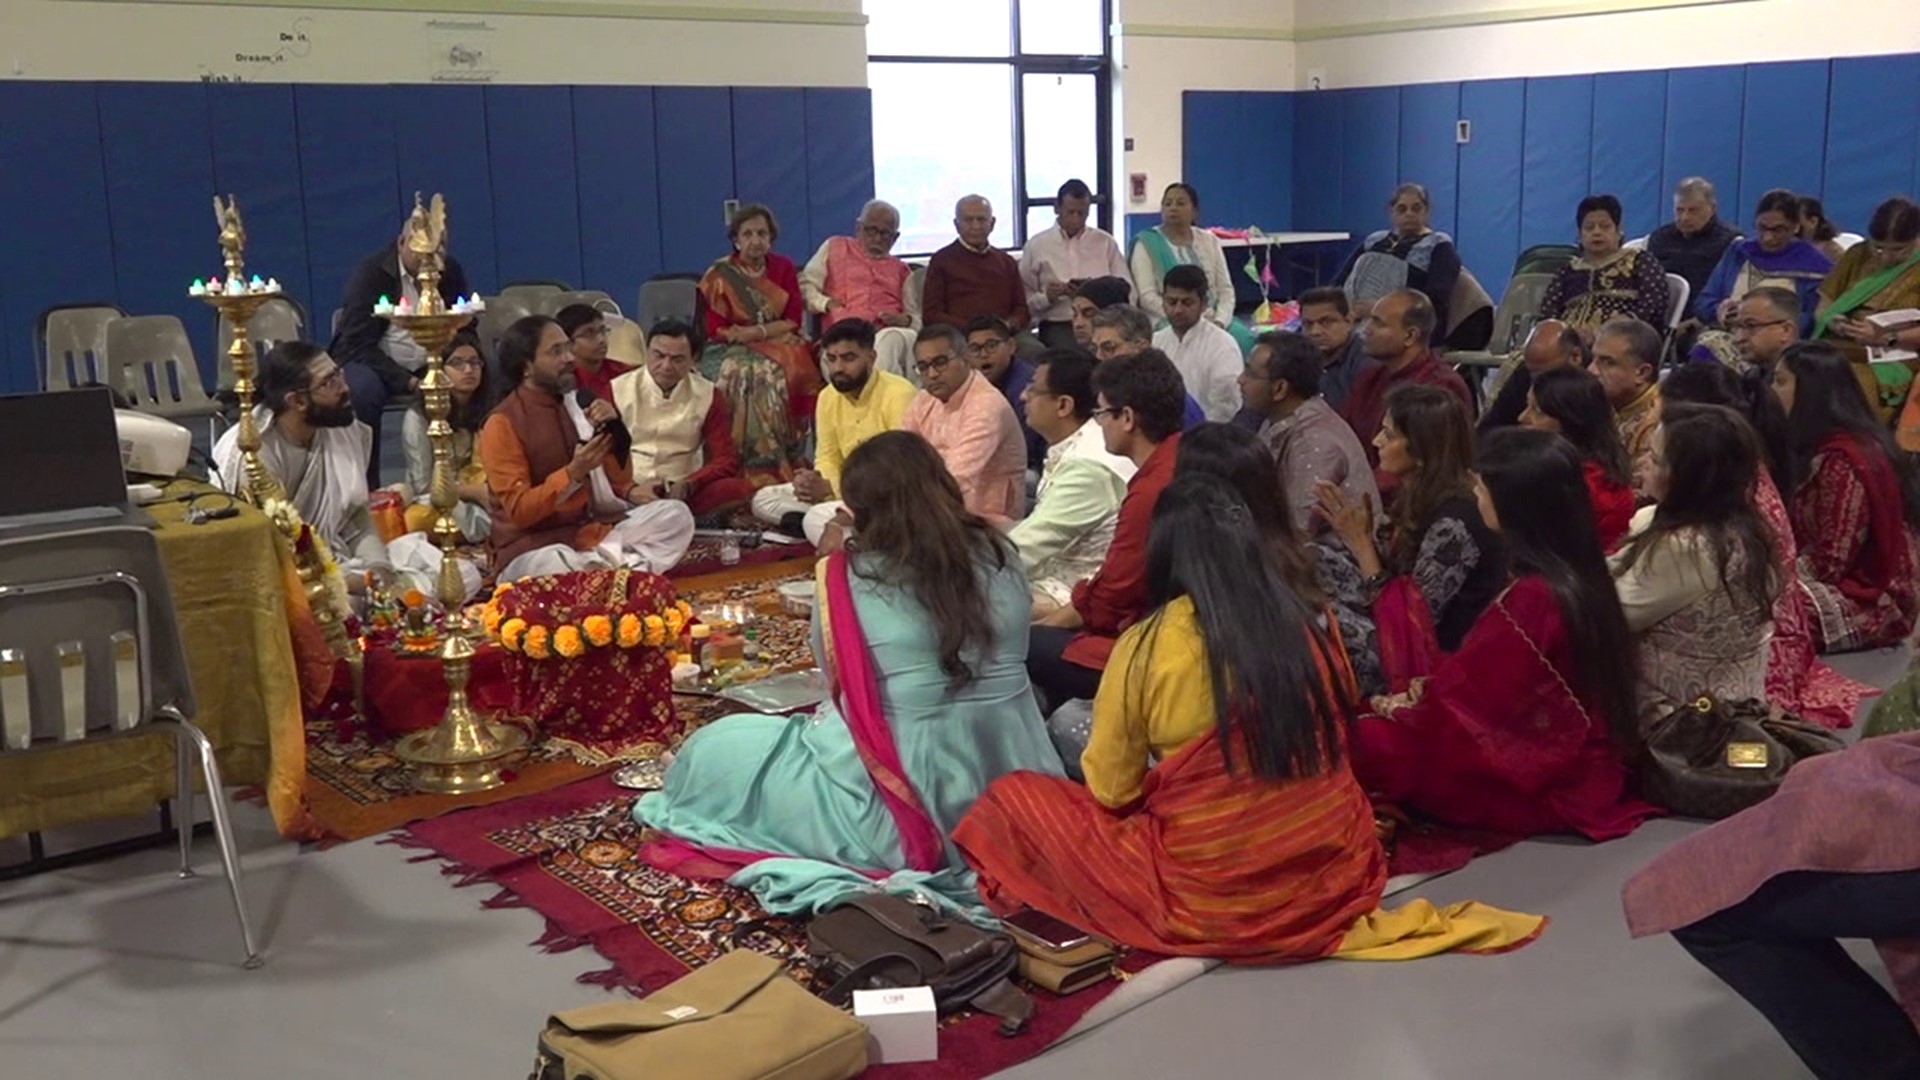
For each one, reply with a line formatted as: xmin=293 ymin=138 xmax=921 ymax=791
xmin=698 ymin=203 xmax=823 ymax=482
xmin=956 ymin=473 xmax=1544 ymax=961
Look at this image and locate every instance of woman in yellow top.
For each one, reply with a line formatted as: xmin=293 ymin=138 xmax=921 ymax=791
xmin=956 ymin=473 xmax=1543 ymax=960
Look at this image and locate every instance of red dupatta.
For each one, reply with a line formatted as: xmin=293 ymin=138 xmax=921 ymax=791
xmin=1818 ymin=431 xmax=1915 ymax=613
xmin=641 ymin=550 xmax=946 ymax=880
xmin=1374 ymin=576 xmax=1440 ymax=694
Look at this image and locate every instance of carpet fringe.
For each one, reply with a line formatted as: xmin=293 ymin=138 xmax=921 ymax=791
xmin=534 ymin=921 xmax=592 ymax=954
xmin=378 ymin=833 xmax=435 ymax=852
xmin=482 ymin=887 xmax=529 ymax=910
xmin=576 ymin=965 xmax=641 ymax=994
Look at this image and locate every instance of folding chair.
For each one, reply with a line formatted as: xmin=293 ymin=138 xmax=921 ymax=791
xmin=106 ymin=316 xmax=222 ymax=441
xmin=37 ymin=303 xmax=128 ymax=392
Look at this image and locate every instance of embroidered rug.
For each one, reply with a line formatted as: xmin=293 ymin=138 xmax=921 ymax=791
xmin=296 ymin=560 xmax=818 ymax=843
xmin=395 ymin=773 xmax=1163 ymax=1079
xmin=668 ymin=536 xmax=814 ymax=580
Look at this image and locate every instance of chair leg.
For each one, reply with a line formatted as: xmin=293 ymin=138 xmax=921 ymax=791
xmin=172 ymin=725 xmax=195 ymax=879
xmin=157 ymin=709 xmax=262 ymax=969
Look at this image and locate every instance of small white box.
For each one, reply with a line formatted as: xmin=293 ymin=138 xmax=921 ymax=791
xmin=852 ymin=985 xmax=938 ymax=1065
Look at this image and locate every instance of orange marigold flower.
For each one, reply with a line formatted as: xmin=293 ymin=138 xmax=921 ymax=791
xmin=617 ymin=613 xmax=643 ymax=648
xmin=674 ymin=600 xmax=693 ymax=620
xmin=500 ymin=618 xmax=528 ymax=650
xmin=523 ymin=625 xmax=551 ymax=660
xmin=554 ymin=625 xmax=586 ymax=659
xmin=582 ymin=614 xmax=614 ymax=647
xmin=643 ymin=614 xmax=667 ymax=647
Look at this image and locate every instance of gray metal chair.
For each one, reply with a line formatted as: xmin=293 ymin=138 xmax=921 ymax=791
xmin=636 ymin=277 xmax=698 ymax=330
xmin=1449 ymin=272 xmax=1554 ymax=370
xmin=0 ymin=523 xmax=260 ymax=967
xmin=536 ymin=290 xmax=619 ymax=317
xmin=474 ymin=295 xmax=535 ymax=376
xmin=106 ymin=316 xmax=222 ymax=443
xmin=216 ymin=296 xmax=308 ymax=391
xmin=499 ymin=283 xmax=566 ymax=310
xmin=37 ymin=303 xmax=128 ymax=392
xmin=1664 ymin=273 xmax=1691 ymax=331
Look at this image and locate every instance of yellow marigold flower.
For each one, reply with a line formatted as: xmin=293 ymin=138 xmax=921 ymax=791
xmin=554 ymin=624 xmax=585 ymax=659
xmin=524 ymin=625 xmax=551 ymax=660
xmin=643 ymin=614 xmax=667 ymax=647
xmin=482 ymin=605 xmax=505 ymax=638
xmin=617 ymin=613 xmax=643 ymax=648
xmin=582 ymin=614 xmax=614 ymax=647
xmin=500 ymin=618 xmax=528 ymax=651
xmin=664 ymin=609 xmax=685 ymax=638
xmin=675 ymin=600 xmax=693 ymax=620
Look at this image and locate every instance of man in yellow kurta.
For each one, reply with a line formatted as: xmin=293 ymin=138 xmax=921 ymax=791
xmin=750 ymin=317 xmax=914 ymax=544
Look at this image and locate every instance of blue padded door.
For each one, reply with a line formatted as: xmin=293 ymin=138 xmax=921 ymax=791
xmin=1824 ymin=55 xmax=1920 ymax=233
xmin=1399 ymin=83 xmax=1461 ymax=239
xmin=208 ymin=83 xmax=314 ymax=329
xmin=1339 ymin=88 xmax=1401 ymax=243
xmin=1662 ymin=66 xmax=1746 ymax=225
xmin=1520 ymin=76 xmax=1594 ymax=251
xmin=804 ymin=88 xmax=874 ymax=259
xmin=295 ymin=85 xmax=403 ymax=317
xmin=574 ymin=86 xmax=663 ymax=303
xmin=396 ymin=84 xmax=499 ymax=295
xmin=1589 ymin=71 xmax=1667 ymax=241
xmin=1456 ymin=79 xmax=1525 ymax=302
xmin=1292 ymin=91 xmax=1342 ymax=233
xmin=485 ymin=86 xmax=582 ymax=288
xmin=1738 ymin=60 xmax=1829 ymax=217
xmin=1184 ymin=91 xmax=1295 ymax=232
xmin=656 ymin=87 xmax=736 ymax=274
xmin=732 ymin=88 xmax=811 ymax=261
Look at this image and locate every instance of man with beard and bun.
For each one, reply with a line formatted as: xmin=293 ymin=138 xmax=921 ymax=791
xmin=213 ymin=341 xmax=474 ymax=605
xmin=479 ymin=315 xmax=694 ymax=582
xmin=749 ymin=317 xmax=915 ymax=544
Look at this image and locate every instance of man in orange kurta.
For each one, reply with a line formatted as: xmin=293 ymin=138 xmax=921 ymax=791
xmin=479 ymin=315 xmax=694 ymax=582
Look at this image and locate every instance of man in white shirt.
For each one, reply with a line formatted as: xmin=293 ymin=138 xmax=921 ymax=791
xmin=1008 ymin=349 xmax=1136 ymax=617
xmin=1020 ymin=179 xmax=1133 ymax=351
xmin=1150 ymin=264 xmax=1242 ymax=422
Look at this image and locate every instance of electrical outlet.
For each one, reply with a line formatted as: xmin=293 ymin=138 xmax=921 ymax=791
xmin=1456 ymin=120 xmax=1472 ymax=144
xmin=1124 ymin=136 xmax=1134 ymax=152
xmin=722 ymin=198 xmax=740 ymax=225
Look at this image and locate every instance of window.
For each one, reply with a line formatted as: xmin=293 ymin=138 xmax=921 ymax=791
xmin=867 ymin=0 xmax=1112 ymax=257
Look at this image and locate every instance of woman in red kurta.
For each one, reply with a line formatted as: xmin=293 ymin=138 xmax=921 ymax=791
xmin=1352 ymin=428 xmax=1658 ymax=853
xmin=1774 ymin=342 xmax=1920 ymax=652
xmin=1520 ymin=366 xmax=1636 ymax=550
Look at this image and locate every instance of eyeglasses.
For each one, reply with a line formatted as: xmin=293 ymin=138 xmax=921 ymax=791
xmin=1872 ymin=243 xmax=1918 ymax=260
xmin=913 ymin=353 xmax=956 ymax=375
xmin=1092 ymin=340 xmax=1125 ymax=358
xmin=307 ymin=369 xmax=347 ymax=392
xmin=445 ymin=357 xmax=481 ymax=372
xmin=966 ymin=340 xmax=1008 ymax=357
xmin=856 ymin=224 xmax=899 ymax=238
xmin=1730 ymin=318 xmax=1790 ymax=334
xmin=1089 ymin=405 xmax=1124 ymax=420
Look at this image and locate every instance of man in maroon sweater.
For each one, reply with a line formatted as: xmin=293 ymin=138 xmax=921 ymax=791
xmin=924 ymin=195 xmax=1030 ymax=338
xmin=1026 ymin=348 xmax=1185 ymax=709
xmin=1340 ymin=288 xmax=1473 ymax=479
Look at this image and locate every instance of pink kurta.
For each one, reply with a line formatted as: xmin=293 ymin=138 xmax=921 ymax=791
xmin=901 ymin=370 xmax=1027 ymax=527
xmin=818 ymin=236 xmax=912 ymax=328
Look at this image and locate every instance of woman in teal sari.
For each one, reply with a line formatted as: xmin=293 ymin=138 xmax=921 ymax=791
xmin=1129 ymin=182 xmax=1254 ymax=354
xmin=636 ymin=431 xmax=1064 ymax=917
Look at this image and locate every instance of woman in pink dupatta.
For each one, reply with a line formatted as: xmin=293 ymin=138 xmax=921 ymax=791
xmin=635 ymin=432 xmax=1062 ymax=906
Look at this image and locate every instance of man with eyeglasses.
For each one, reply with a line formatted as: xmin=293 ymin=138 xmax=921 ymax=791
xmin=966 ymin=315 xmax=1046 ymax=468
xmin=750 ymin=318 xmax=915 ymax=544
xmin=901 ymin=324 xmax=1027 ymax=526
xmin=1294 ymin=287 xmax=1378 ymax=414
xmin=1718 ymin=286 xmax=1802 ymax=375
xmin=555 ymin=304 xmax=632 ymax=403
xmin=1090 ymin=305 xmax=1208 ymax=430
xmin=800 ymin=200 xmax=920 ymax=380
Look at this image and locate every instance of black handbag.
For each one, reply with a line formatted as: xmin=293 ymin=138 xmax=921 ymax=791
xmin=1640 ymin=695 xmax=1846 ymax=819
xmin=806 ymin=892 xmax=1034 ymax=1036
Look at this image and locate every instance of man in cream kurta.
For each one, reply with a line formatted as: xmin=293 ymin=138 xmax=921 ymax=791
xmin=610 ymin=320 xmax=756 ymax=523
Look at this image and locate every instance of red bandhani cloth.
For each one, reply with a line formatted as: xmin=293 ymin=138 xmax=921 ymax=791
xmin=1754 ymin=469 xmax=1874 ymax=728
xmin=364 ymin=643 xmax=515 ymax=739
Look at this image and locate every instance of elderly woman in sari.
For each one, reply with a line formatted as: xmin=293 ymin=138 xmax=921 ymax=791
xmin=1129 ymin=183 xmax=1251 ymax=353
xmin=1697 ymin=189 xmax=1833 ymax=333
xmin=1539 ymin=194 xmax=1672 ymax=335
xmin=635 ymin=431 xmax=1062 ymax=917
xmin=1335 ymin=182 xmax=1493 ymax=351
xmin=698 ymin=203 xmax=823 ymax=483
xmin=1813 ymin=196 xmax=1920 ymax=423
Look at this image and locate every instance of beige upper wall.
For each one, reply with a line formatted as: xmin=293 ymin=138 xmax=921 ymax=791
xmin=1 ymin=0 xmax=867 ymax=84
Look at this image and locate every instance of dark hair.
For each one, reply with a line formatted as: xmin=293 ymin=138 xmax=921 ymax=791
xmin=499 ymin=314 xmax=558 ymax=385
xmin=1476 ymin=427 xmax=1640 ymax=746
xmin=1577 ymin=194 xmax=1624 ymax=230
xmin=1781 ymin=341 xmax=1920 ymax=527
xmin=1162 ymin=182 xmax=1200 ymax=210
xmin=1384 ymin=383 xmax=1477 ymax=567
xmin=1091 ymin=348 xmax=1186 ymax=442
xmin=1073 ymin=275 xmax=1132 ymax=309
xmin=1754 ymin=188 xmax=1802 ymax=224
xmin=1255 ymin=331 xmax=1322 ymax=399
xmin=915 ymin=323 xmax=967 ymax=356
xmin=963 ymin=314 xmax=1011 ymax=340
xmin=553 ymin=303 xmax=604 ymax=338
xmin=439 ymin=328 xmax=492 ymax=431
xmin=1056 ymin=178 xmax=1093 ymax=203
xmin=1173 ymin=423 xmax=1325 ymax=606
xmin=820 ymin=316 xmax=876 ymax=352
xmin=1162 ymin=263 xmax=1209 ymax=297
xmin=1034 ymin=348 xmax=1098 ymax=420
xmin=726 ymin=202 xmax=779 ymax=242
xmin=1297 ymin=286 xmax=1350 ymax=317
xmin=1529 ymin=367 xmax=1632 ymax=487
xmin=1797 ymin=195 xmax=1839 ymax=242
xmin=1661 ymin=361 xmax=1791 ymax=494
xmin=1383 ymin=288 xmax=1437 ymax=342
xmin=646 ymin=317 xmax=697 ymax=351
xmin=1597 ymin=316 xmax=1664 ymax=374
xmin=1868 ymin=197 xmax=1920 ymax=244
xmin=1616 ymin=402 xmax=1780 ymax=615
xmin=1133 ymin=472 xmax=1352 ymax=779
xmin=839 ymin=431 xmax=1013 ymax=688
xmin=259 ymin=340 xmax=328 ymax=416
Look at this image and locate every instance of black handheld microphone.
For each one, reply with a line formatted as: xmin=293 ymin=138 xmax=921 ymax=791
xmin=576 ymin=389 xmax=632 ymax=462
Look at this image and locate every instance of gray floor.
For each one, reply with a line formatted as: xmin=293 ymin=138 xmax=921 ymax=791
xmin=1 ymin=647 xmax=1910 ymax=1079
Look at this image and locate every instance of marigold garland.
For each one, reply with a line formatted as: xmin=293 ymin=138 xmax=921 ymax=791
xmin=524 ymin=625 xmax=551 ymax=660
xmin=554 ymin=625 xmax=585 ymax=659
xmin=481 ymin=584 xmax=694 ymax=660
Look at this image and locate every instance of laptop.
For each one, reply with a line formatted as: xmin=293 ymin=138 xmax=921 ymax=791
xmin=0 ymin=388 xmax=140 ymax=529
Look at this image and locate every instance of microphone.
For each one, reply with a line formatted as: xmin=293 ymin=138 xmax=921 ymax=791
xmin=576 ymin=389 xmax=632 ymax=463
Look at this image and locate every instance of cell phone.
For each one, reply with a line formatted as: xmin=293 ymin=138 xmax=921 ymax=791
xmin=1003 ymin=908 xmax=1090 ymax=951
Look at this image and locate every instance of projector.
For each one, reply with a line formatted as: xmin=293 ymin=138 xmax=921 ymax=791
xmin=115 ymin=409 xmax=192 ymax=477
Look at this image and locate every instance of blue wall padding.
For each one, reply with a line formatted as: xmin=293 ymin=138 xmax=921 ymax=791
xmin=1663 ymin=66 xmax=1747 ymax=224
xmin=574 ymin=86 xmax=664 ymax=302
xmin=1292 ymin=92 xmax=1343 ymax=232
xmin=1339 ymin=87 xmax=1403 ymax=242
xmin=207 ymin=83 xmax=314 ymax=336
xmin=655 ymin=87 xmax=736 ymax=273
xmin=1824 ymin=55 xmax=1920 ymax=234
xmin=1738 ymin=60 xmax=1829 ymax=218
xmin=295 ymin=85 xmax=403 ymax=318
xmin=1456 ymin=79 xmax=1526 ymax=302
xmin=1521 ymin=76 xmax=1594 ymax=251
xmin=0 ymin=82 xmax=117 ymax=392
xmin=804 ymin=88 xmax=876 ymax=259
xmin=396 ymin=84 xmax=499 ymax=296
xmin=485 ymin=85 xmax=583 ymax=288
xmin=98 ymin=82 xmax=220 ymax=386
xmin=1182 ymin=91 xmax=1295 ymax=231
xmin=1588 ymin=70 xmax=1668 ymax=240
xmin=732 ymin=88 xmax=812 ymax=262
xmin=1398 ymin=82 xmax=1461 ymax=238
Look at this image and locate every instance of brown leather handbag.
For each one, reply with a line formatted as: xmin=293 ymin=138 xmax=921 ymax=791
xmin=807 ymin=892 xmax=1035 ymax=1036
xmin=1639 ymin=695 xmax=1846 ymax=819
xmin=1012 ymin=936 xmax=1121 ymax=995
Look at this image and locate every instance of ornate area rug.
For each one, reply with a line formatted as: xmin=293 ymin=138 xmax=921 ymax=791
xmin=296 ymin=560 xmax=817 ymax=843
xmin=669 ymin=536 xmax=814 ymax=579
xmin=395 ymin=773 xmax=1158 ymax=1079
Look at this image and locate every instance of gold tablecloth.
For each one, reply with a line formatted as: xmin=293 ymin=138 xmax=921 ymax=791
xmin=0 ymin=486 xmax=302 ymax=838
